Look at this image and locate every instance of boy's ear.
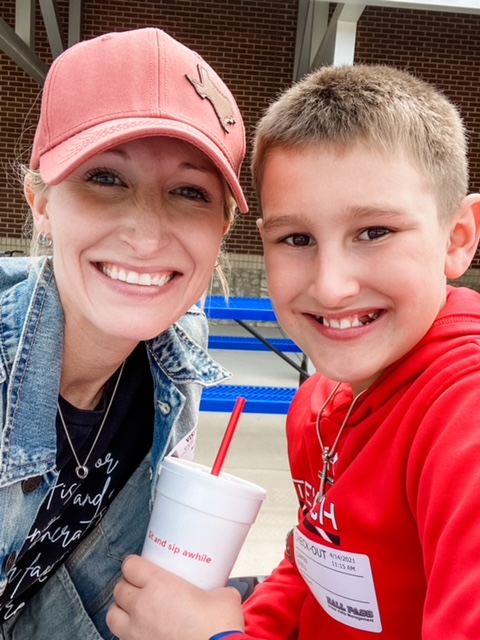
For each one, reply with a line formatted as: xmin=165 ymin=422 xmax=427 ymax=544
xmin=445 ymin=193 xmax=480 ymax=279
xmin=24 ymin=177 xmax=51 ymax=236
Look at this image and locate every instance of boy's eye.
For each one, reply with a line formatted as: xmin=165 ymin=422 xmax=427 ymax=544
xmin=85 ymin=168 xmax=125 ymax=187
xmin=284 ymin=233 xmax=313 ymax=247
xmin=173 ymin=186 xmax=210 ymax=202
xmin=358 ymin=227 xmax=391 ymax=241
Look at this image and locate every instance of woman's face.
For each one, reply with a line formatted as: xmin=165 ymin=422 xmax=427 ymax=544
xmin=27 ymin=137 xmax=229 ymax=350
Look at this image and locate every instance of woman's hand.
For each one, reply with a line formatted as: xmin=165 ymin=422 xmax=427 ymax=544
xmin=106 ymin=555 xmax=245 ymax=640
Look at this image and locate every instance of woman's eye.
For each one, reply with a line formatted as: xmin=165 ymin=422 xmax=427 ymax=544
xmin=85 ymin=168 xmax=125 ymax=187
xmin=358 ymin=227 xmax=391 ymax=241
xmin=174 ymin=186 xmax=210 ymax=201
xmin=284 ymin=233 xmax=313 ymax=247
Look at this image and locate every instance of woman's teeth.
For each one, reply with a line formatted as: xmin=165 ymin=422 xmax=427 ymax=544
xmin=320 ymin=311 xmax=380 ymax=329
xmin=101 ymin=264 xmax=173 ymax=287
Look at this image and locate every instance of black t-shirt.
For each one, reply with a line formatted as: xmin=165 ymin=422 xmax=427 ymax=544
xmin=0 ymin=343 xmax=154 ymax=622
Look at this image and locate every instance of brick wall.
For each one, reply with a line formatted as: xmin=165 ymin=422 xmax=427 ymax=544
xmin=355 ymin=7 xmax=480 ymax=269
xmin=1 ymin=2 xmax=480 ymax=263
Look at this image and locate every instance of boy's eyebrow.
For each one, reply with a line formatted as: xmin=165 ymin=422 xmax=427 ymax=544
xmin=261 ymin=213 xmax=312 ymax=231
xmin=347 ymin=204 xmax=413 ymax=221
xmin=262 ymin=205 xmax=413 ymax=230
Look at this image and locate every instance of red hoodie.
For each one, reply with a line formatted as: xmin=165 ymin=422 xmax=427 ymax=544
xmin=238 ymin=286 xmax=480 ymax=639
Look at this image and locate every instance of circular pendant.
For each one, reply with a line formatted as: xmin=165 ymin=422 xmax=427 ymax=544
xmin=76 ymin=465 xmax=89 ymax=479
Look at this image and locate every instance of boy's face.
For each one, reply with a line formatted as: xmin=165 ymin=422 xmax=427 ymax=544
xmin=258 ymin=144 xmax=455 ymax=395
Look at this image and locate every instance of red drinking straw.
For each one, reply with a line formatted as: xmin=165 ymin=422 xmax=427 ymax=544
xmin=211 ymin=396 xmax=247 ymax=475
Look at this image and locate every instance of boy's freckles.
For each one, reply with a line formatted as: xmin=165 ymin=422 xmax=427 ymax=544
xmin=260 ymin=144 xmax=450 ymax=394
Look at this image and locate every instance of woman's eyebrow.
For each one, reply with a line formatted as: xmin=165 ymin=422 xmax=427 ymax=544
xmin=90 ymin=151 xmax=214 ymax=174
xmin=179 ymin=160 xmax=213 ymax=173
xmin=95 ymin=147 xmax=131 ymax=161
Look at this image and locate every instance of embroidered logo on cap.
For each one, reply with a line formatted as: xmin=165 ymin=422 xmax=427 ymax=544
xmin=186 ymin=65 xmax=236 ymax=133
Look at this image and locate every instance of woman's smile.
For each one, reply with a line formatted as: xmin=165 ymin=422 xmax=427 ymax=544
xmin=99 ymin=263 xmax=176 ymax=287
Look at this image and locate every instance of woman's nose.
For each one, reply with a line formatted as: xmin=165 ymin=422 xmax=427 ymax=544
xmin=120 ymin=199 xmax=170 ymax=255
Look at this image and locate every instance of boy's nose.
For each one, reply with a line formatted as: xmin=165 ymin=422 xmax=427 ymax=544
xmin=308 ymin=251 xmax=361 ymax=308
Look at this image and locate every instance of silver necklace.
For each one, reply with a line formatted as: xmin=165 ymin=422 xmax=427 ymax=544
xmin=57 ymin=361 xmax=125 ymax=480
xmin=316 ymin=382 xmax=367 ymax=500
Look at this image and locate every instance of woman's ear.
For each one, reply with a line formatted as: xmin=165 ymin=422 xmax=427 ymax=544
xmin=24 ymin=176 xmax=51 ymax=236
xmin=256 ymin=217 xmax=264 ymax=239
xmin=222 ymin=218 xmax=231 ymax=236
xmin=445 ymin=193 xmax=480 ymax=279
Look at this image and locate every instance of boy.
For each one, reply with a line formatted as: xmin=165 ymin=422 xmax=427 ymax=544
xmin=107 ymin=65 xmax=480 ymax=639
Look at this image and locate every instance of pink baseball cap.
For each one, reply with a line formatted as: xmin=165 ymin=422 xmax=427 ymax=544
xmin=30 ymin=27 xmax=248 ymax=213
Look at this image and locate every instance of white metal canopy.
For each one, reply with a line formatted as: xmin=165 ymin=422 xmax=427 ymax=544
xmin=295 ymin=0 xmax=480 ymax=79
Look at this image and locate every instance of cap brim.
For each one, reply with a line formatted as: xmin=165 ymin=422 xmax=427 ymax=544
xmin=38 ymin=118 xmax=249 ymax=213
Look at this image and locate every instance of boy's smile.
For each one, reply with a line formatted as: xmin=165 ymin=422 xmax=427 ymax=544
xmin=313 ymin=310 xmax=381 ymax=330
xmin=259 ymin=144 xmax=457 ymax=394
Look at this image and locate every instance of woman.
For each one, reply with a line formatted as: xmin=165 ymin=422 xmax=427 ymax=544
xmin=0 ymin=27 xmax=247 ymax=639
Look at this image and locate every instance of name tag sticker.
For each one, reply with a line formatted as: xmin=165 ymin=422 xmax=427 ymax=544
xmin=294 ymin=527 xmax=382 ymax=633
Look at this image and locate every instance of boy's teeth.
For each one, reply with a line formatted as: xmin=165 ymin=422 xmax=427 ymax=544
xmin=359 ymin=311 xmax=380 ymax=325
xmin=326 ymin=317 xmax=362 ymax=329
xmin=322 ymin=311 xmax=379 ymax=329
xmin=101 ymin=264 xmax=172 ymax=287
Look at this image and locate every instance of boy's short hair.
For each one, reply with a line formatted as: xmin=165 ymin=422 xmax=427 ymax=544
xmin=251 ymin=64 xmax=468 ymax=220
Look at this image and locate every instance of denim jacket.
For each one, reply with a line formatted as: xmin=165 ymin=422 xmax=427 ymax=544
xmin=0 ymin=257 xmax=229 ymax=639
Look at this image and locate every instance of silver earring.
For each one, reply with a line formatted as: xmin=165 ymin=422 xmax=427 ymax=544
xmin=37 ymin=232 xmax=53 ymax=249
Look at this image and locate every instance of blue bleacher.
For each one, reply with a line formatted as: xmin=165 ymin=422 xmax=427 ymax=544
xmin=204 ymin=296 xmax=277 ymax=321
xmin=202 ymin=295 xmax=303 ymax=414
xmin=208 ymin=335 xmax=301 ymax=352
xmin=200 ymin=384 xmax=297 ymax=414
